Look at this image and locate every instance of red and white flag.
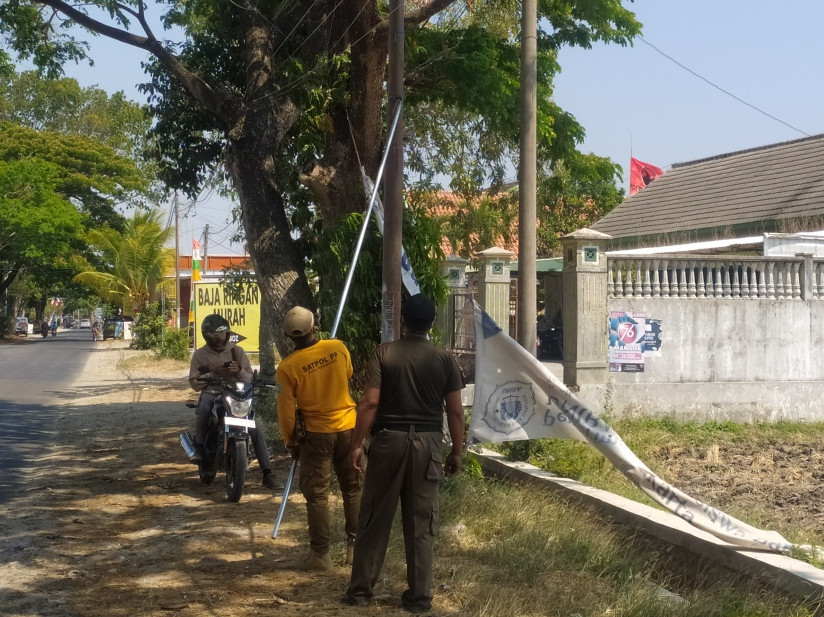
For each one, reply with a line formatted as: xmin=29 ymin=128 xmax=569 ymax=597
xmin=629 ymin=157 xmax=664 ymax=195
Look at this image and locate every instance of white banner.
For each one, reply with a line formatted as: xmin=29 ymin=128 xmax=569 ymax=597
xmin=468 ymin=300 xmax=792 ymax=553
xmin=361 ymin=169 xmax=421 ymax=296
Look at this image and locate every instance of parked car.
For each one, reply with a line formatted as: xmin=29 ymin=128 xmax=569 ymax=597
xmin=15 ymin=317 xmax=33 ymax=336
xmin=80 ymin=318 xmax=92 ymax=329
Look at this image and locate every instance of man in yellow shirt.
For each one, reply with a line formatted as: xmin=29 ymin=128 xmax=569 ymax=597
xmin=276 ymin=306 xmax=362 ymax=570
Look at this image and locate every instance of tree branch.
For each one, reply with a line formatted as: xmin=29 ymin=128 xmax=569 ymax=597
xmin=404 ymin=0 xmax=457 ymax=28
xmin=36 ymin=1 xmax=239 ymax=125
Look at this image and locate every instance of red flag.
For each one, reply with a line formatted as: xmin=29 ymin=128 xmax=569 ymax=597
xmin=629 ymin=157 xmax=664 ymax=195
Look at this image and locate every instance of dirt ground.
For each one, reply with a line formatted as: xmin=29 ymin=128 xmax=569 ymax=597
xmin=2 ymin=340 xmax=823 ymax=617
xmin=0 ymin=341 xmax=394 ymax=617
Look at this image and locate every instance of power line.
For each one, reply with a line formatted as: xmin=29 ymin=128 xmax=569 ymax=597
xmin=638 ymin=37 xmax=811 ymax=137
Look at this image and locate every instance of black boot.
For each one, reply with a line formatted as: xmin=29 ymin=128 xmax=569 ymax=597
xmin=190 ymin=442 xmax=203 ymax=464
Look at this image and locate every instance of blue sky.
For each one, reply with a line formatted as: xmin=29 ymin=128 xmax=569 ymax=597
xmin=58 ymin=0 xmax=824 ymax=249
xmin=553 ymin=0 xmax=824 ymax=187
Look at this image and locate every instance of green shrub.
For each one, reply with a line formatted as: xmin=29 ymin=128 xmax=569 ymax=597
xmin=158 ymin=327 xmax=189 ymax=360
xmin=131 ymin=303 xmax=165 ymax=349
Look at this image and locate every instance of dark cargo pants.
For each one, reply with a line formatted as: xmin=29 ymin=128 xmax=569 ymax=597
xmin=346 ymin=428 xmax=443 ymax=612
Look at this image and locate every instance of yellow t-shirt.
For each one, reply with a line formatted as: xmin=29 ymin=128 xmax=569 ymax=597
xmin=276 ymin=338 xmax=357 ymax=443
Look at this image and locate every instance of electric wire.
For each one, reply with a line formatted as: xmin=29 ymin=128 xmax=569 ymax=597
xmin=638 ymin=37 xmax=811 ymax=137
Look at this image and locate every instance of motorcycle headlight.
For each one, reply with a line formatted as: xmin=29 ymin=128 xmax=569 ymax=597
xmin=225 ymin=396 xmax=253 ymax=418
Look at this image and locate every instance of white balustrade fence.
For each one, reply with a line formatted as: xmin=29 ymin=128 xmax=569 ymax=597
xmin=607 ymin=255 xmax=824 ymax=300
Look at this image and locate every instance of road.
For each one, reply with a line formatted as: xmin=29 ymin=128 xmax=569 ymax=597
xmin=0 ymin=327 xmax=98 ymax=503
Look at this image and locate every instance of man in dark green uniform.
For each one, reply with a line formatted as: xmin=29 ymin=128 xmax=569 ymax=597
xmin=344 ymin=294 xmax=465 ymax=614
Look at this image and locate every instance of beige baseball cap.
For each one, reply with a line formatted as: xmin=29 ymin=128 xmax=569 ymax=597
xmin=284 ymin=306 xmax=314 ymax=337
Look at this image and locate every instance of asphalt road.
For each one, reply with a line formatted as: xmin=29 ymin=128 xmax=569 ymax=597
xmin=0 ymin=327 xmax=98 ymax=504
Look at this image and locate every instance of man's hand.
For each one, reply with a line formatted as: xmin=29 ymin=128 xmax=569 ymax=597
xmin=215 ymin=360 xmax=240 ymax=375
xmin=286 ymin=444 xmax=300 ymax=459
xmin=444 ymin=451 xmax=462 ymax=477
xmin=350 ymin=444 xmax=364 ymax=473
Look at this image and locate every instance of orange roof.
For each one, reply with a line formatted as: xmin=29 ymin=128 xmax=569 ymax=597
xmin=409 ymin=189 xmax=520 ymax=260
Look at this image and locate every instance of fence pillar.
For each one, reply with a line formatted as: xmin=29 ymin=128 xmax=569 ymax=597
xmin=438 ymin=254 xmax=470 ymax=346
xmin=562 ymin=228 xmax=611 ymax=387
xmin=477 ymin=247 xmax=514 ymax=335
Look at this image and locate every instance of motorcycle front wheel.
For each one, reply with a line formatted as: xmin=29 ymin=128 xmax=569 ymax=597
xmin=198 ymin=462 xmax=217 ymax=485
xmin=225 ymin=439 xmax=248 ymax=503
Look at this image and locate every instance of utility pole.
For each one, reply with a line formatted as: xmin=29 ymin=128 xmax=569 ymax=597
xmin=174 ymin=192 xmax=181 ymax=328
xmin=382 ymin=0 xmax=404 ymax=342
xmin=518 ymin=0 xmax=537 ymax=355
xmin=203 ymin=224 xmax=209 ymax=276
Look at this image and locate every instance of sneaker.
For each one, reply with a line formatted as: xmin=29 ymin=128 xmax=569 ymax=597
xmin=301 ymin=551 xmax=333 ymax=571
xmin=262 ymin=471 xmax=284 ymax=490
xmin=190 ymin=443 xmax=203 ymax=464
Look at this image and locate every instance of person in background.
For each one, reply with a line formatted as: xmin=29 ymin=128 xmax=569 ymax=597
xmin=276 ymin=306 xmax=362 ymax=571
xmin=344 ymin=294 xmax=465 ymax=614
xmin=188 ymin=314 xmax=282 ymax=490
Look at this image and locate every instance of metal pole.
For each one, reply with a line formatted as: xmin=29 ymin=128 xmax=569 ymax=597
xmin=382 ymin=0 xmax=404 ymax=343
xmin=518 ymin=0 xmax=537 ymax=354
xmin=273 ymin=104 xmax=404 ymax=541
xmin=174 ymin=192 xmax=181 ymax=329
xmin=330 ymin=105 xmax=402 ymax=339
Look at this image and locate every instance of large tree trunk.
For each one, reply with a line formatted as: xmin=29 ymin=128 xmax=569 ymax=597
xmin=225 ymin=104 xmax=313 ymax=359
xmin=300 ymin=3 xmax=388 ymax=225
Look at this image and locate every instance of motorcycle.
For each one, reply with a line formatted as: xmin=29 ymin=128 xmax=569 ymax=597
xmin=179 ymin=367 xmax=273 ymax=503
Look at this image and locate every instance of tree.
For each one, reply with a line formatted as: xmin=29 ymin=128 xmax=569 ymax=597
xmin=0 ymin=0 xmax=640 ymax=357
xmin=73 ymin=208 xmax=174 ymax=313
xmin=0 ymin=121 xmax=146 ymax=291
xmin=535 ymin=153 xmax=625 ymax=255
xmin=0 ymin=70 xmax=151 ymax=158
xmin=0 ymin=158 xmax=84 ymax=293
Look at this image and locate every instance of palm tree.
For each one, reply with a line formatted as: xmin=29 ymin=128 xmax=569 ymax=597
xmin=74 ymin=209 xmax=174 ymax=314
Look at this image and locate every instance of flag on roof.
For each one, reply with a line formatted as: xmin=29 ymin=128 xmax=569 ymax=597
xmin=468 ymin=299 xmax=792 ymax=553
xmin=629 ymin=157 xmax=664 ymax=195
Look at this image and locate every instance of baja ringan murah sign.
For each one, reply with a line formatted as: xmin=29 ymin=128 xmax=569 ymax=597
xmin=193 ymin=281 xmax=261 ymax=352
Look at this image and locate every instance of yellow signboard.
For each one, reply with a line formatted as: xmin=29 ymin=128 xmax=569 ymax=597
xmin=193 ymin=281 xmax=261 ymax=352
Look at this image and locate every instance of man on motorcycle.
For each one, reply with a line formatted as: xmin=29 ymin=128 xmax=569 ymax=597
xmin=188 ymin=314 xmax=282 ymax=490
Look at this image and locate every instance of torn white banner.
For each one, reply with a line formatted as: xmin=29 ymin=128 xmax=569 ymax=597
xmin=468 ymin=299 xmax=792 ymax=553
xmin=360 ymin=168 xmax=421 ymax=296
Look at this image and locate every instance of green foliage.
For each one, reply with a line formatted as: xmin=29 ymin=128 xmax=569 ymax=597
xmin=131 ymin=302 xmax=189 ymax=359
xmin=535 ymin=153 xmax=625 ymax=254
xmin=0 ymin=121 xmax=145 ymax=219
xmin=131 ymin=302 xmax=165 ymax=350
xmin=158 ymin=327 xmax=190 ymax=361
xmin=312 ymin=205 xmax=448 ymax=382
xmin=0 ymin=71 xmax=151 ymax=160
xmin=73 ymin=209 xmax=174 ymax=312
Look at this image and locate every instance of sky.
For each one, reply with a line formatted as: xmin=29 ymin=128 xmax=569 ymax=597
xmin=55 ymin=0 xmax=824 ymax=253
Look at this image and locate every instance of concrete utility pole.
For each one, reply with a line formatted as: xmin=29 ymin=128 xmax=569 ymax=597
xmin=518 ymin=0 xmax=537 ymax=355
xmin=203 ymin=224 xmax=209 ymax=275
xmin=382 ymin=0 xmax=404 ymax=342
xmin=174 ymin=192 xmax=181 ymax=328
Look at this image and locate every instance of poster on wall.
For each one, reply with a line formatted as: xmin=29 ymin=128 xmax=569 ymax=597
xmin=608 ymin=311 xmax=646 ymax=372
xmin=193 ymin=281 xmax=261 ymax=352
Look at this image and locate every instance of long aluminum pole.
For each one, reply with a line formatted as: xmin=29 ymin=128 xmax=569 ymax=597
xmin=330 ymin=104 xmax=402 ymax=339
xmin=273 ymin=104 xmax=403 ymax=540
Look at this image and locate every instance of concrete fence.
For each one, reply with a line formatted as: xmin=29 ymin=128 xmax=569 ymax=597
xmin=562 ymin=230 xmax=824 ymax=423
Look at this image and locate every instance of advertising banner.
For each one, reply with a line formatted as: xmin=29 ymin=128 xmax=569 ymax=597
xmin=193 ymin=281 xmax=261 ymax=352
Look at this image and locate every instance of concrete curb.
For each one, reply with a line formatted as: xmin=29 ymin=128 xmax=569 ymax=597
xmin=473 ymin=447 xmax=824 ymax=602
